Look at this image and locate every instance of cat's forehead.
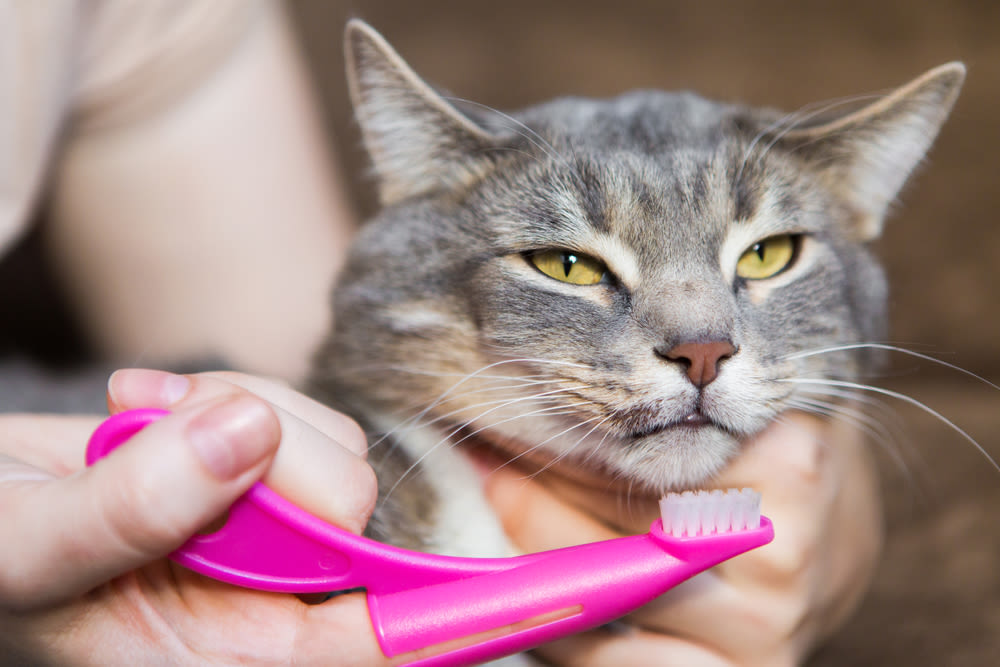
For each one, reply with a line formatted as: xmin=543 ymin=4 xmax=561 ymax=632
xmin=495 ymin=92 xmax=789 ymax=271
xmin=515 ymin=89 xmax=752 ymax=151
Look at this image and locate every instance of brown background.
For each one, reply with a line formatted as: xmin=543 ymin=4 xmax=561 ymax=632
xmin=287 ymin=1 xmax=999 ymax=664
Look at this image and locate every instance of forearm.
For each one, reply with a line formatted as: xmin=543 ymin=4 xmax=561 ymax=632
xmin=46 ymin=3 xmax=354 ymax=381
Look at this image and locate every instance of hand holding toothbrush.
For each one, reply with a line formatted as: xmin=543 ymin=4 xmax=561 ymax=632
xmin=486 ymin=412 xmax=883 ymax=666
xmin=0 ymin=370 xmax=390 ymax=666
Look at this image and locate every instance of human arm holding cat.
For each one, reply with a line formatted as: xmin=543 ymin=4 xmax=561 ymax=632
xmin=4 ymin=0 xmax=352 ymax=381
xmin=486 ymin=413 xmax=882 ymax=666
xmin=0 ymin=370 xmax=391 ymax=665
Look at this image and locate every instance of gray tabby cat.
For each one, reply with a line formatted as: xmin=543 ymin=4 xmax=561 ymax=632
xmin=307 ymin=20 xmax=964 ymax=557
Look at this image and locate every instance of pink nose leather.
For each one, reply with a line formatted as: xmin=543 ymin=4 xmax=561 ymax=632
xmin=663 ymin=341 xmax=736 ymax=387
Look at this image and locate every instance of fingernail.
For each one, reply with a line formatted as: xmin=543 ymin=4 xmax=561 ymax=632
xmin=108 ymin=369 xmax=191 ymax=408
xmin=187 ymin=397 xmax=279 ymax=480
xmin=161 ymin=374 xmax=191 ymax=404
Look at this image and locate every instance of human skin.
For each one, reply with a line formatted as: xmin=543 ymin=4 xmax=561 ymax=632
xmin=43 ymin=4 xmax=354 ymax=382
xmin=0 ymin=370 xmax=388 ymax=665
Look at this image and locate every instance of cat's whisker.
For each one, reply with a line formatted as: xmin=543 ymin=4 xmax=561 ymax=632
xmin=794 ymin=384 xmax=910 ymax=437
xmin=435 ymin=394 xmax=595 ymax=452
xmin=440 ymin=96 xmax=600 ymax=200
xmin=736 ymin=109 xmax=807 ymax=186
xmin=529 ymin=413 xmax=619 ymax=479
xmin=754 ymin=94 xmax=887 ymax=167
xmin=783 ymin=343 xmax=1000 ymax=391
xmin=735 ymin=93 xmax=884 ymax=187
xmin=389 ymin=376 xmax=566 ymax=418
xmin=381 ymin=401 xmax=594 ymax=503
xmin=577 ymin=416 xmax=619 ymax=469
xmin=475 ymin=146 xmax=552 ymax=170
xmin=367 ymin=358 xmax=587 ymax=450
xmin=379 ymin=376 xmax=595 ymax=491
xmin=793 ymin=385 xmax=913 ymax=453
xmin=785 ymin=395 xmax=917 ymax=485
xmin=492 ymin=413 xmax=614 ymax=479
xmin=781 ymin=377 xmax=1000 ymax=472
xmin=389 ymin=385 xmax=590 ymax=439
xmin=382 ymin=365 xmax=557 ymax=382
xmin=442 ymin=96 xmax=578 ymax=176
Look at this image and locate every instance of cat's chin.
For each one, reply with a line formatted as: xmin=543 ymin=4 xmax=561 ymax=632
xmin=620 ymin=424 xmax=745 ymax=491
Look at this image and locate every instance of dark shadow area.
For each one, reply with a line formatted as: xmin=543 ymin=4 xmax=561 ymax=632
xmin=0 ymin=216 xmax=93 ymax=369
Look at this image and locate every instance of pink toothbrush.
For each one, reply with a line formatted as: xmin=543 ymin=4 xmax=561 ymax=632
xmin=86 ymin=408 xmax=774 ymax=667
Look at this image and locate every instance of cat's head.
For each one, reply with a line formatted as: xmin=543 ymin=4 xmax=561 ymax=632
xmin=315 ymin=20 xmax=964 ymax=490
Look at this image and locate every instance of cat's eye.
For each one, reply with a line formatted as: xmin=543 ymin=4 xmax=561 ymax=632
xmin=529 ymin=250 xmax=608 ymax=285
xmin=736 ymin=234 xmax=798 ymax=280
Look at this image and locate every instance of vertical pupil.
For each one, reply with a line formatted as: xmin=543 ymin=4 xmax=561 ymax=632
xmin=754 ymin=243 xmax=766 ymax=261
xmin=562 ymin=253 xmax=578 ymax=276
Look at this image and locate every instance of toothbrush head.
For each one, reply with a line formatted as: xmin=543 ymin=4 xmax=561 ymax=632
xmin=659 ymin=488 xmax=762 ymax=538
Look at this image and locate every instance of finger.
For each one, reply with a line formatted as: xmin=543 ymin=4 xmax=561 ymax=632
xmin=0 ymin=414 xmax=102 ymax=474
xmin=483 ymin=463 xmax=620 ymax=553
xmin=297 ymin=593 xmax=392 ymax=666
xmin=713 ymin=413 xmax=882 ymax=636
xmin=712 ymin=414 xmax=866 ymax=588
xmin=202 ymin=371 xmax=369 ymax=457
xmin=0 ymin=396 xmax=279 ymax=609
xmin=154 ymin=563 xmax=391 ymax=667
xmin=108 ymin=368 xmax=377 ymax=533
xmin=534 ymin=626 xmax=735 ymax=667
xmin=107 ymin=368 xmax=368 ymax=456
xmin=714 ymin=413 xmax=832 ymax=497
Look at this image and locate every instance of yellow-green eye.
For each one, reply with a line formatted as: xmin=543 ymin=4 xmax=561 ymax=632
xmin=736 ymin=235 xmax=797 ymax=280
xmin=530 ymin=250 xmax=607 ymax=285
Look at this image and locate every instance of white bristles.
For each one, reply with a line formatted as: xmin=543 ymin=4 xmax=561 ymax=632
xmin=658 ymin=488 xmax=762 ymax=538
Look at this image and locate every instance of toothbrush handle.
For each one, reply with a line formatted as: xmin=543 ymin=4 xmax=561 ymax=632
xmin=85 ymin=409 xmax=526 ymax=593
xmin=372 ymin=518 xmax=774 ymax=666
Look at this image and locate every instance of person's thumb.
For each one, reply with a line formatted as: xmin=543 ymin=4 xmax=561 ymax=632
xmin=4 ymin=396 xmax=279 ymax=610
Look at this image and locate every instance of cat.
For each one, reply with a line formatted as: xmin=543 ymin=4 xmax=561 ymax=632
xmin=305 ymin=19 xmax=964 ymax=560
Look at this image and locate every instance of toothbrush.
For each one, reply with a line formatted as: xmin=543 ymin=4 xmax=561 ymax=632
xmin=86 ymin=408 xmax=774 ymax=667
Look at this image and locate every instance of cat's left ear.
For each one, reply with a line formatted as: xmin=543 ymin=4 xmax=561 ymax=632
xmin=345 ymin=20 xmax=502 ymax=206
xmin=779 ymin=63 xmax=965 ymax=240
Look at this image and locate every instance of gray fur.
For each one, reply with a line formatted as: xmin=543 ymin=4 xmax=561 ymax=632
xmin=307 ymin=20 xmax=964 ymax=555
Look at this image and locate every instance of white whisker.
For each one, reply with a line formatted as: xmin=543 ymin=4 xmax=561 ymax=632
xmin=783 ymin=343 xmax=1000 ymax=391
xmin=782 ymin=377 xmax=1000 ymax=472
xmin=391 ymin=385 xmax=589 ymax=439
xmin=443 ymin=97 xmax=572 ymax=168
xmin=735 ymin=93 xmax=884 ymax=187
xmin=368 ymin=357 xmax=586 ymax=449
xmin=381 ymin=400 xmax=592 ymax=502
xmin=785 ymin=395 xmax=917 ymax=485
xmin=496 ymin=413 xmax=613 ymax=478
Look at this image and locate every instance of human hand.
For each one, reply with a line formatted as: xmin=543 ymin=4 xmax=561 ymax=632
xmin=0 ymin=369 xmax=388 ymax=665
xmin=484 ymin=412 xmax=882 ymax=666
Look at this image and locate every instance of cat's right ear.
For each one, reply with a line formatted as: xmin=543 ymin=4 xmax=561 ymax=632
xmin=776 ymin=63 xmax=965 ymax=241
xmin=345 ymin=20 xmax=500 ymax=205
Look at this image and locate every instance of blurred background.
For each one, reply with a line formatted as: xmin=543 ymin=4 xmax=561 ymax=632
xmin=2 ymin=1 xmax=997 ymax=663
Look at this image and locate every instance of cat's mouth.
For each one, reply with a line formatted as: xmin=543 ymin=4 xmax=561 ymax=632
xmin=626 ymin=410 xmax=717 ymax=439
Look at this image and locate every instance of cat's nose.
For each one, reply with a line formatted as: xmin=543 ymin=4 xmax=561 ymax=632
xmin=659 ymin=340 xmax=736 ymax=388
